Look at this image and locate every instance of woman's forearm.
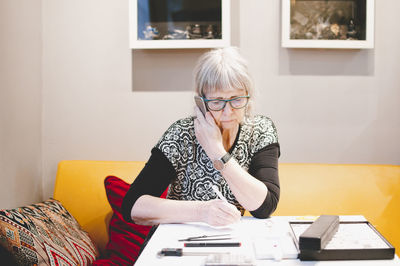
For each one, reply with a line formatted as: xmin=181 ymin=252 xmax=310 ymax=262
xmin=131 ymin=195 xmax=241 ymax=226
xmin=131 ymin=195 xmax=202 ymax=226
xmin=222 ymin=159 xmax=268 ymax=211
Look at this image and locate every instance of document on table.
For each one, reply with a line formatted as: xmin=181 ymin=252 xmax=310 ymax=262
xmin=291 ymin=222 xmax=391 ymax=250
xmin=240 ymin=217 xmax=299 ymax=260
xmin=253 ymin=234 xmax=299 ymax=260
xmin=134 ymin=216 xmax=399 ymax=266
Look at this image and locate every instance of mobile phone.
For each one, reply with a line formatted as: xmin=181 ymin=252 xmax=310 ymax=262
xmin=194 ymin=96 xmax=207 ymax=117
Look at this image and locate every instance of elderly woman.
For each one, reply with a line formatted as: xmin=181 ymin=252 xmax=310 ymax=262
xmin=122 ymin=47 xmax=280 ymax=227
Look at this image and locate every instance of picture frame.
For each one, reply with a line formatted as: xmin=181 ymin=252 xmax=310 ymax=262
xmin=281 ymin=0 xmax=375 ymax=49
xmin=129 ymin=0 xmax=230 ymax=49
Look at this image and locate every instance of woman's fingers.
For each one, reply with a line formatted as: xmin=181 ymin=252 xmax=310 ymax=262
xmin=205 ymin=111 xmax=217 ymax=127
xmin=194 ymin=106 xmax=206 ymax=121
xmin=200 ymin=200 xmax=241 ymax=226
xmin=218 ymin=200 xmax=241 ymax=221
xmin=194 ymin=106 xmax=216 ymax=127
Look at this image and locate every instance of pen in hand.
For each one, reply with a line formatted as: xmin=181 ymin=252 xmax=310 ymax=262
xmin=212 ymin=185 xmax=228 ymax=203
xmin=211 ymin=185 xmax=241 ymax=223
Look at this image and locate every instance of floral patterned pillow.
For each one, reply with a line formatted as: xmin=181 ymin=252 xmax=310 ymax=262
xmin=0 ymin=198 xmax=98 ymax=265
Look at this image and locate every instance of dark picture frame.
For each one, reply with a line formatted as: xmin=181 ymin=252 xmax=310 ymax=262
xmin=281 ymin=0 xmax=374 ymax=49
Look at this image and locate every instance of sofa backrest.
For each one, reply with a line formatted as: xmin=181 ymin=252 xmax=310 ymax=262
xmin=53 ymin=160 xmax=146 ymax=253
xmin=274 ymin=163 xmax=400 ymax=255
xmin=53 ymin=161 xmax=400 ymax=255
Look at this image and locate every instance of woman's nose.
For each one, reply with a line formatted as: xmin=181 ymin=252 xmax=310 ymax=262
xmin=222 ymin=102 xmax=233 ymax=114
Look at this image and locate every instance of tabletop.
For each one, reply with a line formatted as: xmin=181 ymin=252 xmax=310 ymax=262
xmin=134 ymin=216 xmax=399 ymax=266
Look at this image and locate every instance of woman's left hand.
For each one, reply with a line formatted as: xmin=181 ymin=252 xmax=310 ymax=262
xmin=194 ymin=107 xmax=226 ymax=160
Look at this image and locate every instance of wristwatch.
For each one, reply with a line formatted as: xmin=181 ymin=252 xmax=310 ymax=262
xmin=213 ymin=152 xmax=233 ymax=171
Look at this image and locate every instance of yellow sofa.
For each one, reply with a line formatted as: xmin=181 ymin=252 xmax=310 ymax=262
xmin=53 ymin=161 xmax=400 ymax=256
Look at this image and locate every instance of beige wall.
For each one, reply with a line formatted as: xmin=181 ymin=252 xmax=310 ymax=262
xmin=1 ymin=0 xmax=397 ymax=201
xmin=0 ymin=0 xmax=42 ymax=208
xmin=241 ymin=1 xmax=400 ymax=164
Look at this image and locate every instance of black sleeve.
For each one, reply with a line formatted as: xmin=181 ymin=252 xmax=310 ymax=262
xmin=247 ymin=143 xmax=280 ymax=219
xmin=121 ymin=147 xmax=177 ymax=223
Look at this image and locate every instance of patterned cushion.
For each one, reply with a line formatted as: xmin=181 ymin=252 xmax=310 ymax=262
xmin=0 ymin=199 xmax=99 ymax=265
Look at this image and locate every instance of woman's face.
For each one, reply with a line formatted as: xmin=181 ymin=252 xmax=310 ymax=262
xmin=204 ymin=88 xmax=248 ymax=131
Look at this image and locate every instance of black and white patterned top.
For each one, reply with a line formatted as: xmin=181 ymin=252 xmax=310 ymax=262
xmin=155 ymin=115 xmax=279 ymax=214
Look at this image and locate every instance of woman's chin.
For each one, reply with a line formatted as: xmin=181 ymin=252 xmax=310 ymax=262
xmin=220 ymin=120 xmax=237 ymax=128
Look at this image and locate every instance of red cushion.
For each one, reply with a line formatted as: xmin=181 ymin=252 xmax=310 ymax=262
xmin=93 ymin=176 xmax=167 ymax=265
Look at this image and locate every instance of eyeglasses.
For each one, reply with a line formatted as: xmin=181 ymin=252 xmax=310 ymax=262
xmin=203 ymin=95 xmax=250 ymax=111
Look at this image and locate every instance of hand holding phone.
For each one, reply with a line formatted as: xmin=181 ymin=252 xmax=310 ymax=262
xmin=194 ymin=96 xmax=207 ymax=117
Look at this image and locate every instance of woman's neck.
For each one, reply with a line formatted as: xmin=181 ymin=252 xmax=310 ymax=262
xmin=221 ymin=124 xmax=239 ymax=152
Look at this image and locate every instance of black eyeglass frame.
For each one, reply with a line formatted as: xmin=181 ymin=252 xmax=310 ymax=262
xmin=202 ymin=95 xmax=250 ymax=111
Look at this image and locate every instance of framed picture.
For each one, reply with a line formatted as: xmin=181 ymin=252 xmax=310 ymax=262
xmin=129 ymin=0 xmax=230 ymax=49
xmin=281 ymin=0 xmax=374 ymax=49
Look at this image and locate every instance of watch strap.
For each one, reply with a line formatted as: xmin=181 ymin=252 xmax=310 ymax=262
xmin=221 ymin=152 xmax=233 ymax=164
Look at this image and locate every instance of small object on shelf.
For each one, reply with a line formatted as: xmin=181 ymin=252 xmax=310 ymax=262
xmin=189 ymin=24 xmax=203 ymax=39
xmin=330 ymin=24 xmax=340 ymax=38
xmin=347 ymin=19 xmax=358 ymax=39
xmin=142 ymin=25 xmax=160 ymax=40
xmin=192 ymin=24 xmax=201 ymax=35
xmin=184 ymin=25 xmax=191 ymax=39
xmin=339 ymin=25 xmax=348 ymax=40
xmin=163 ymin=29 xmax=189 ymax=40
xmin=204 ymin=25 xmax=215 ymax=39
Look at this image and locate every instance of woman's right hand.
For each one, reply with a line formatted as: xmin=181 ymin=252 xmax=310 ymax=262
xmin=197 ymin=199 xmax=241 ymax=226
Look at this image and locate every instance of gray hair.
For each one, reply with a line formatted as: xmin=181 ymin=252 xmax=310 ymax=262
xmin=193 ymin=47 xmax=255 ymax=117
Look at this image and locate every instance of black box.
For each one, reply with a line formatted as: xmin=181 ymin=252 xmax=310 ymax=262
xmin=290 ymin=220 xmax=395 ymax=261
xmin=299 ymin=215 xmax=339 ymax=250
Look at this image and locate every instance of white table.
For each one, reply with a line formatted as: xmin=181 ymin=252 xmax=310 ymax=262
xmin=135 ymin=216 xmax=399 ymax=266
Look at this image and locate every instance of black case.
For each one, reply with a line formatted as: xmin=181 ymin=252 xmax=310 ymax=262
xmin=299 ymin=215 xmax=339 ymax=250
xmin=290 ymin=220 xmax=395 ymax=261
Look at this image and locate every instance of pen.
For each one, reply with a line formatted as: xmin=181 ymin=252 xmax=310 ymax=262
xmin=157 ymin=248 xmax=230 ymax=257
xmin=212 ymin=185 xmax=228 ymax=203
xmin=178 ymin=234 xmax=232 ymax=242
xmin=184 ymin=242 xmax=241 ymax=247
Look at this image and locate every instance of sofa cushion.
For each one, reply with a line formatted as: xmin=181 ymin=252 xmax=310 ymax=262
xmin=0 ymin=198 xmax=98 ymax=265
xmin=93 ymin=176 xmax=167 ymax=265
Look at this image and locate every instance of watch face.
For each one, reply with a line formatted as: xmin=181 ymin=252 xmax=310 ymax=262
xmin=213 ymin=159 xmax=224 ymax=171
